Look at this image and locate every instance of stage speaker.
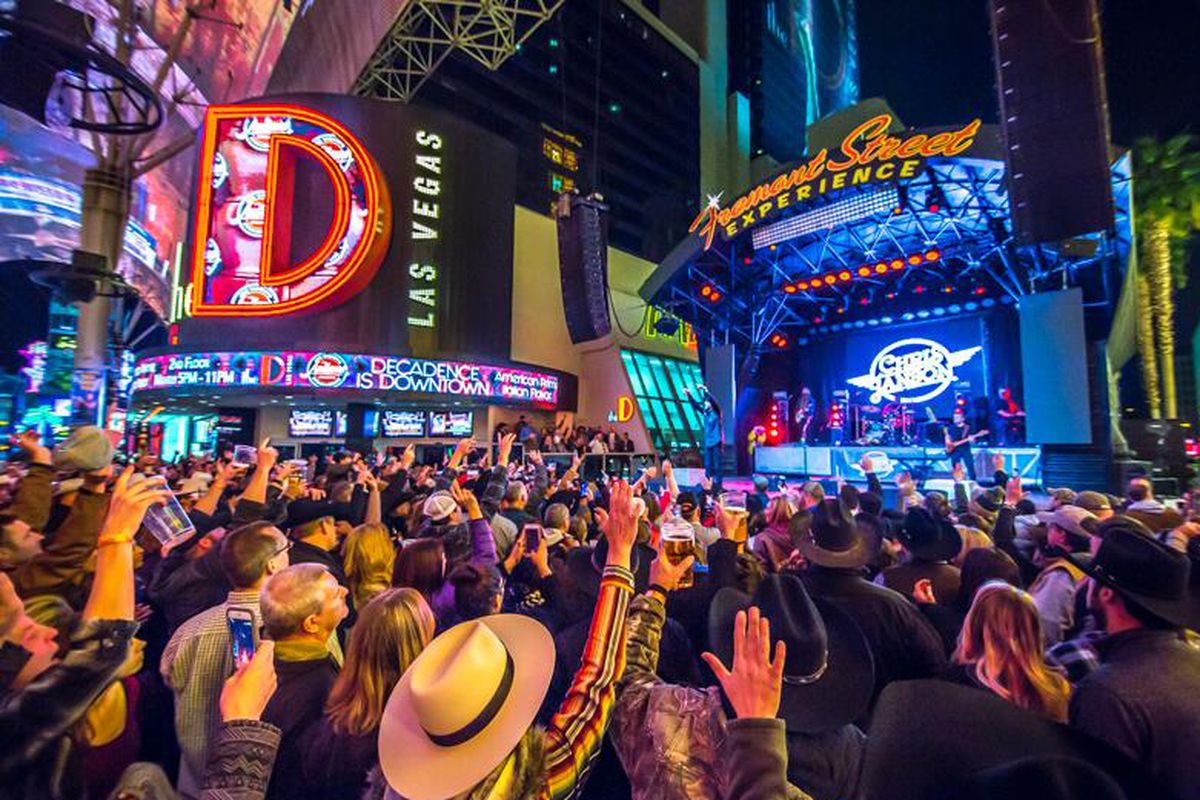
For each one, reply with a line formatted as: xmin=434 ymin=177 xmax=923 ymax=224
xmin=555 ymin=193 xmax=611 ymax=344
xmin=989 ymin=0 xmax=1114 ymax=244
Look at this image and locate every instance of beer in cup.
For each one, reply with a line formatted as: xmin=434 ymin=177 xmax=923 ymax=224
xmin=660 ymin=519 xmax=696 ymax=589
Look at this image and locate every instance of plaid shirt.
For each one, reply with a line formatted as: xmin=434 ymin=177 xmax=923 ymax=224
xmin=1047 ymin=631 xmax=1104 ymax=685
xmin=161 ymin=590 xmax=263 ymax=799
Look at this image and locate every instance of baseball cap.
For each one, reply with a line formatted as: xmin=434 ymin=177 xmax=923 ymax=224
xmin=1072 ymin=491 xmax=1112 ymax=514
xmin=52 ymin=426 xmax=114 ymax=472
xmin=422 ymin=491 xmax=458 ymax=522
xmin=1036 ymin=505 xmax=1098 ymax=540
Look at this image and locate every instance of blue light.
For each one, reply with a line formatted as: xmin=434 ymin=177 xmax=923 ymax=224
xmin=982 ymin=297 xmax=996 ymax=308
xmin=881 ymin=316 xmax=894 ymax=324
xmin=948 ymin=304 xmax=962 ymax=314
xmin=548 ymin=64 xmax=558 ymax=75
xmin=854 ymin=320 xmax=866 ymax=328
xmin=964 ymin=302 xmax=978 ymax=311
xmin=917 ymin=310 xmax=931 ymax=319
xmin=932 ymin=307 xmax=946 ymax=317
xmin=901 ymin=312 xmax=915 ymax=321
xmin=867 ymin=318 xmax=879 ymax=326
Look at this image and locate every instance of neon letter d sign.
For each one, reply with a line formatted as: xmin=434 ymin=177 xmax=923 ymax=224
xmin=189 ymin=104 xmax=392 ymax=316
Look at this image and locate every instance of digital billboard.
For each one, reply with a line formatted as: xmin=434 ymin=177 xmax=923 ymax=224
xmin=381 ymin=410 xmax=426 ymax=437
xmin=175 ymin=95 xmax=518 ymax=362
xmin=131 ymin=350 xmax=562 ymax=409
xmin=288 ymin=408 xmax=335 ymax=437
xmin=429 ymin=411 xmax=473 ymax=438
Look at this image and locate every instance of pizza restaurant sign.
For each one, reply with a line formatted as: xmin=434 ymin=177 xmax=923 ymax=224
xmin=689 ymin=115 xmax=982 ymax=249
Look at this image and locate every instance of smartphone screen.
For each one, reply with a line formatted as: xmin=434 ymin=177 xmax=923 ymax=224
xmin=523 ymin=523 xmax=541 ymax=552
xmin=227 ymin=608 xmax=256 ymax=668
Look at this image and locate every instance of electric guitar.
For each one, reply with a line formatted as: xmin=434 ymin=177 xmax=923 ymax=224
xmin=945 ymin=430 xmax=989 ymax=454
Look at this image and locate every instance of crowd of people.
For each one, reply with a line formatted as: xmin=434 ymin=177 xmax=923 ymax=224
xmin=1 ymin=425 xmax=1198 ymax=800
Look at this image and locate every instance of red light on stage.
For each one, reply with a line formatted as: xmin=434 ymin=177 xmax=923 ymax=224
xmin=890 ymin=258 xmax=904 ymax=270
xmin=824 ymin=275 xmax=837 ymax=286
xmin=925 ymin=249 xmax=941 ymax=261
xmin=744 ymin=256 xmax=753 ymax=265
xmin=886 ymin=292 xmax=896 ymax=299
xmin=169 ymin=324 xmax=179 ymax=346
xmin=908 ymin=254 xmax=922 ymax=266
xmin=974 ymin=286 xmax=987 ymax=296
xmin=709 ymin=291 xmax=722 ymax=302
xmin=858 ymin=266 xmax=871 ymax=277
xmin=812 ymin=316 xmax=823 ymax=324
xmin=859 ymin=296 xmax=870 ymax=305
xmin=784 ymin=284 xmax=798 ymax=294
xmin=929 ymin=203 xmax=941 ymax=213
xmin=838 ymin=270 xmax=852 ymax=282
xmin=914 ymin=285 xmax=927 ymax=294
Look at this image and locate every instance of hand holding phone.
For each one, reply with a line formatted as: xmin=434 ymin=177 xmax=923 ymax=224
xmin=522 ymin=523 xmax=541 ymax=553
xmin=226 ymin=607 xmax=257 ymax=669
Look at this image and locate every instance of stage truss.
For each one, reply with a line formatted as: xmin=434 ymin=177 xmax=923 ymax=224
xmin=354 ymin=0 xmax=565 ymax=102
xmin=648 ymin=150 xmax=1132 ymax=350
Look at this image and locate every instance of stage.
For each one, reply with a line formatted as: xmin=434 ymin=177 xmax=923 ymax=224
xmin=751 ymin=443 xmax=1042 ymax=485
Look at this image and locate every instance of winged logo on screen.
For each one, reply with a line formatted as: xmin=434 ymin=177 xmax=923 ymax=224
xmin=848 ymin=338 xmax=983 ymax=404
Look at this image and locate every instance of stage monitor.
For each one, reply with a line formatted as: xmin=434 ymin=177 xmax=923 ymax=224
xmin=381 ymin=410 xmax=426 ymax=438
xmin=429 ymin=410 xmax=473 ymax=438
xmin=1019 ymin=289 xmax=1091 ymax=444
xmin=288 ymin=408 xmax=335 ymax=437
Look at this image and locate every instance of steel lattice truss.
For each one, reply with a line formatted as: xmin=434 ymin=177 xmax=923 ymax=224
xmin=649 ymin=153 xmax=1132 ymax=349
xmin=354 ymin=0 xmax=565 ymax=102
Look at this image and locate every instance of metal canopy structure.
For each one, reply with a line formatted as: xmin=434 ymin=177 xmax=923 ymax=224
xmin=354 ymin=0 xmax=565 ymax=102
xmin=642 ymin=123 xmax=1131 ymax=351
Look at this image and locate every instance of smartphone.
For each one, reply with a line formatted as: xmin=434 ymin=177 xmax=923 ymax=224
xmin=523 ymin=523 xmax=541 ymax=552
xmin=232 ymin=445 xmax=257 ymax=468
xmin=226 ymin=607 xmax=256 ymax=668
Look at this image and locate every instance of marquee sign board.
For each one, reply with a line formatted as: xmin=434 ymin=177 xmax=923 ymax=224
xmin=189 ymin=104 xmax=393 ymax=316
xmin=131 ymin=350 xmax=561 ymax=409
xmin=847 ymin=337 xmax=982 ymax=404
xmin=689 ymin=114 xmax=982 ymax=250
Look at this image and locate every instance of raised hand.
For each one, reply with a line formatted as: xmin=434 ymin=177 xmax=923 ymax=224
xmin=400 ymin=443 xmax=417 ymax=470
xmin=603 ymin=480 xmax=638 ymax=564
xmin=1005 ymin=475 xmax=1024 ymax=506
xmin=220 ymin=641 xmax=278 ymax=722
xmin=448 ymin=438 xmax=476 ymax=470
xmin=701 ymin=607 xmax=786 ymax=720
xmin=992 ymin=453 xmax=1007 ymax=473
xmin=496 ymin=433 xmax=517 ymax=468
xmin=256 ymin=437 xmax=278 ymax=468
xmin=648 ymin=542 xmax=694 ymax=593
xmin=951 ymin=462 xmax=966 ymax=483
xmin=451 ymin=481 xmax=482 ymax=520
xmin=528 ymin=449 xmax=544 ymax=466
xmin=529 ymin=531 xmax=552 ymax=578
xmin=859 ymin=454 xmax=873 ymax=473
xmin=99 ymin=466 xmax=170 ymax=546
xmin=13 ymin=429 xmax=51 ymax=465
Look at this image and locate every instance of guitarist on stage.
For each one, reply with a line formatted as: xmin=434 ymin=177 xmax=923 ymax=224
xmin=944 ymin=407 xmax=981 ymax=481
xmin=794 ymin=386 xmax=816 ymax=444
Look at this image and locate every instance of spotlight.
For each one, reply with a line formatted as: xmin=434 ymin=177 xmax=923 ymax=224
xmin=908 ymin=254 xmax=922 ymax=265
xmin=890 ymin=258 xmax=904 ymax=270
xmin=857 ymin=266 xmax=871 ymax=277
xmin=709 ymin=291 xmax=722 ymax=301
xmin=973 ymin=286 xmax=987 ymax=296
xmin=925 ymin=249 xmax=941 ymax=262
xmin=700 ymin=285 xmax=712 ymax=297
xmin=886 ymin=292 xmax=896 ymax=300
xmin=914 ymin=285 xmax=927 ymax=294
xmin=797 ymin=281 xmax=809 ymax=290
xmin=812 ymin=316 xmax=823 ymax=324
xmin=858 ymin=296 xmax=870 ymax=306
xmin=942 ymin=285 xmax=954 ymax=294
xmin=838 ymin=270 xmax=852 ymax=281
xmin=823 ymin=275 xmax=836 ymax=285
xmin=743 ymin=256 xmax=753 ymax=265
xmin=783 ymin=284 xmax=798 ymax=294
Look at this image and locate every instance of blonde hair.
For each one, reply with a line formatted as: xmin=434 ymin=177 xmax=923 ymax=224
xmin=954 ymin=581 xmax=1071 ymax=722
xmin=325 ymin=588 xmax=435 ymax=735
xmin=343 ymin=523 xmax=395 ymax=609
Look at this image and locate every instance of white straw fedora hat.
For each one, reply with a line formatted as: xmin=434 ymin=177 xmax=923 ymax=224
xmin=379 ymin=614 xmax=555 ymax=800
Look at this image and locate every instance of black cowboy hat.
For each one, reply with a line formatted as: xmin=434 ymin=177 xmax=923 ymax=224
xmin=861 ymin=681 xmax=1165 ymax=800
xmin=709 ymin=573 xmax=873 ymax=734
xmin=795 ymin=498 xmax=874 ymax=569
xmin=1066 ymin=523 xmax=1200 ymax=632
xmin=900 ymin=506 xmax=962 ymax=562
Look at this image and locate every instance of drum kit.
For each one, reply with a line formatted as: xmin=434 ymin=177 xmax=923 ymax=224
xmin=854 ymin=401 xmax=921 ymax=445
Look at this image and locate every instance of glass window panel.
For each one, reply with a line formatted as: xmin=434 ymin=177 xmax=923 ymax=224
xmin=621 ymin=352 xmax=644 ymax=395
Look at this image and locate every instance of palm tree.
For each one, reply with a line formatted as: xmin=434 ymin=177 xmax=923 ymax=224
xmin=1132 ymin=135 xmax=1200 ymax=419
